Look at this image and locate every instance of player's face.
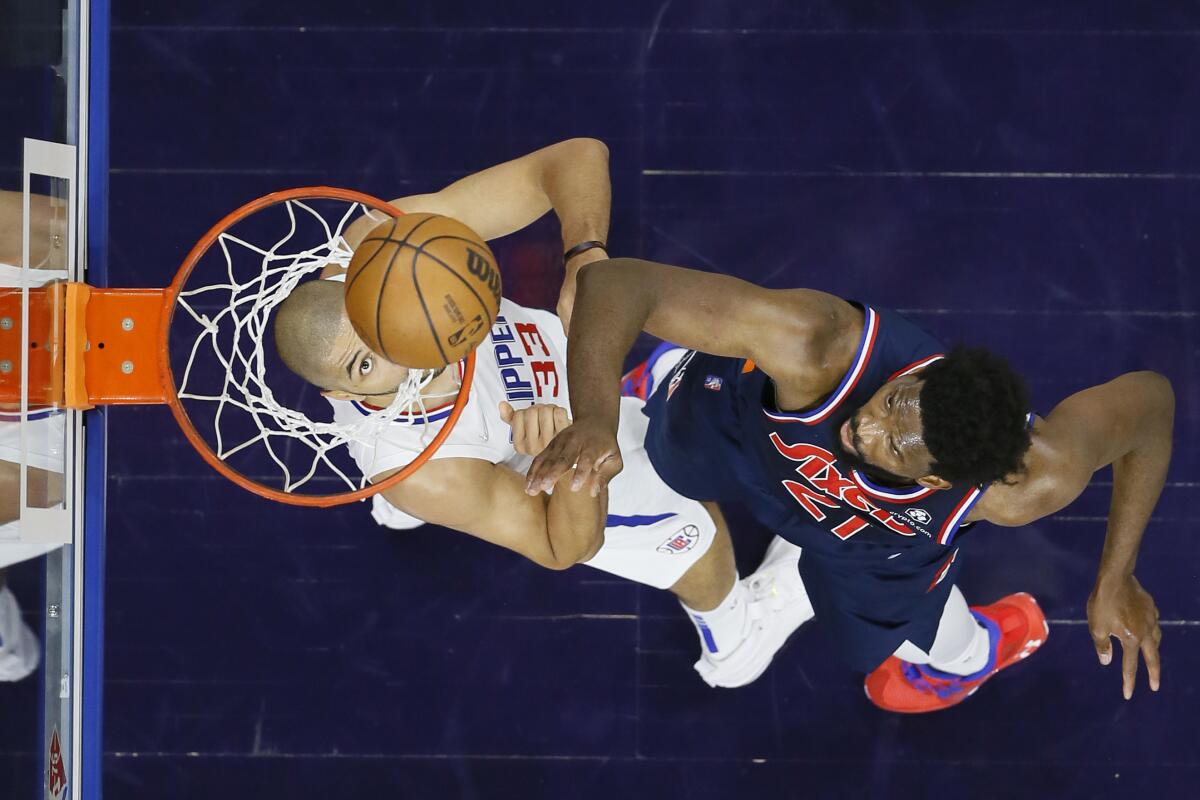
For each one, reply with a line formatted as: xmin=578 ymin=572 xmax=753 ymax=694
xmin=835 ymin=376 xmax=939 ymax=485
xmin=322 ymin=315 xmax=410 ymax=398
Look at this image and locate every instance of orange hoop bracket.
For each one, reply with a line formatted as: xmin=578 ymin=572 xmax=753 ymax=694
xmin=72 ymin=286 xmax=169 ymax=409
xmin=0 ymin=284 xmax=56 ymax=408
xmin=0 ymin=282 xmax=167 ymax=410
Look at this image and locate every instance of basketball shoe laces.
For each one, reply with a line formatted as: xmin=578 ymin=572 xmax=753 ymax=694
xmin=897 ymin=611 xmax=1000 ymax=699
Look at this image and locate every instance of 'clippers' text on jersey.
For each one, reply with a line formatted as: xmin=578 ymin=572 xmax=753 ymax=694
xmin=492 ymin=314 xmax=560 ymax=404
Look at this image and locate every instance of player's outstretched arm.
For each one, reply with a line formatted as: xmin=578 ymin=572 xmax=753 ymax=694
xmin=972 ymin=370 xmax=1175 ymax=699
xmin=525 ymin=257 xmax=859 ymax=495
xmin=377 ymin=457 xmax=606 ymax=571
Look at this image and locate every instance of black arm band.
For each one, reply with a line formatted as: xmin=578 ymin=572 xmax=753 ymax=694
xmin=563 ymin=240 xmax=607 ymax=262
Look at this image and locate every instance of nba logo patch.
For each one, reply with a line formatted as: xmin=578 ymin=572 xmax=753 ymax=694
xmin=704 ymin=375 xmax=723 ymax=391
xmin=657 ymin=524 xmax=701 ymax=554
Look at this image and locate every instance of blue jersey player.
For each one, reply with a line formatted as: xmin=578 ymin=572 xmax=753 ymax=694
xmin=527 ymin=259 xmax=1173 ymax=713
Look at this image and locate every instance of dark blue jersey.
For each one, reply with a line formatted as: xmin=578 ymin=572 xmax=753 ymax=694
xmin=639 ymin=304 xmax=1000 ymax=670
xmin=644 ymin=304 xmax=986 ymax=565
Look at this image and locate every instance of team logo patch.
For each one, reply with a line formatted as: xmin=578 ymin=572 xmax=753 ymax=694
xmin=48 ymin=727 xmax=68 ymax=799
xmin=906 ymin=508 xmax=932 ymax=525
xmin=657 ymin=524 xmax=701 ymax=554
xmin=704 ymin=375 xmax=723 ymax=391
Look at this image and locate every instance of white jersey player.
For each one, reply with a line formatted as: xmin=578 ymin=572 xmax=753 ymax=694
xmin=274 ymin=140 xmax=812 ymax=687
xmin=331 ymin=294 xmax=722 ymax=591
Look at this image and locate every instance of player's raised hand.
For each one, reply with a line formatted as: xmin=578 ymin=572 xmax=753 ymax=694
xmin=1087 ymin=573 xmax=1162 ymax=699
xmin=525 ymin=418 xmax=623 ymax=497
xmin=499 ymin=402 xmax=572 ymax=457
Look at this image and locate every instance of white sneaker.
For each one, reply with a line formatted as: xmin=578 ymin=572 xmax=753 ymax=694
xmin=694 ymin=536 xmax=814 ymax=688
xmin=0 ymin=586 xmax=41 ymax=682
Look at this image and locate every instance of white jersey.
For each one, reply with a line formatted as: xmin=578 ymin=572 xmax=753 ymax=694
xmin=327 ymin=297 xmax=715 ymax=590
xmin=331 ymin=298 xmax=569 ymax=478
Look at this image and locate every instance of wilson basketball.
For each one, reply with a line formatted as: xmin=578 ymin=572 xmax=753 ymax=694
xmin=344 ymin=213 xmax=501 ymax=368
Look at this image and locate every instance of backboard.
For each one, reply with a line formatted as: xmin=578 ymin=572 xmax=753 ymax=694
xmin=0 ymin=1 xmax=108 ymax=798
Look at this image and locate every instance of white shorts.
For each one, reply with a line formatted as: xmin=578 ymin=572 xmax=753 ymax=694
xmin=372 ymin=395 xmax=715 ymax=590
xmin=580 ymin=396 xmax=714 ymax=589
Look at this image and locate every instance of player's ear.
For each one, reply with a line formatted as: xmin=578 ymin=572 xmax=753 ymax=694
xmin=917 ymin=475 xmax=952 ymax=491
xmin=321 ymin=389 xmax=362 ymax=402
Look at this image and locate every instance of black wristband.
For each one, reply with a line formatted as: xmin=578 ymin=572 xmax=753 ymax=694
xmin=563 ymin=240 xmax=607 ymax=263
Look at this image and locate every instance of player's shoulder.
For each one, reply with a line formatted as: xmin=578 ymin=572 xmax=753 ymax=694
xmin=759 ymin=292 xmax=864 ymax=400
xmin=972 ymin=417 xmax=1081 ymax=526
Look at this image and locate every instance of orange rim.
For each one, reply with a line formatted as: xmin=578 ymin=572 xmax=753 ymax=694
xmin=158 ymin=186 xmax=476 ymax=508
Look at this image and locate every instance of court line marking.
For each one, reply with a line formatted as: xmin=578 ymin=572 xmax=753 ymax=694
xmin=1048 ymin=620 xmax=1200 ymax=626
xmin=896 ymin=308 xmax=1196 ymax=317
xmin=111 ymin=26 xmax=1200 ymax=37
xmin=644 ymin=169 xmax=1200 ymax=180
xmin=103 ymin=750 xmax=1200 ymax=764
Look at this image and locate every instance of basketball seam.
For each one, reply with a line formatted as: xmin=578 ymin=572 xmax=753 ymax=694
xmin=410 ymin=236 xmax=499 ymax=333
xmin=412 ymin=243 xmax=451 ymax=366
xmin=372 ymin=214 xmax=438 ymax=363
xmin=371 ymin=236 xmax=408 ymax=363
xmin=344 ymin=216 xmax=400 ymax=296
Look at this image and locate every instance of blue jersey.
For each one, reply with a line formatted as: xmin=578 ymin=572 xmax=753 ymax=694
xmin=645 ymin=305 xmax=982 ymax=560
xmin=640 ymin=305 xmax=994 ymax=670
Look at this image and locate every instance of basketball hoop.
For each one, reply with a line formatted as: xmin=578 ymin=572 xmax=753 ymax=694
xmin=0 ymin=187 xmax=476 ymax=507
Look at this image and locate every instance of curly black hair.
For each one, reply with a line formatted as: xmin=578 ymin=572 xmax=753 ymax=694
xmin=918 ymin=347 xmax=1032 ymax=487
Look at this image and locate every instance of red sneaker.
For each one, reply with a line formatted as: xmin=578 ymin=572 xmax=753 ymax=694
xmin=863 ymin=592 xmax=1048 ymax=713
xmin=620 ymin=359 xmax=653 ymax=400
xmin=621 ymin=342 xmax=681 ymax=401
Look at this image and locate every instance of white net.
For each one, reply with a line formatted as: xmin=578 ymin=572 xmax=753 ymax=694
xmin=172 ymin=198 xmax=442 ymax=495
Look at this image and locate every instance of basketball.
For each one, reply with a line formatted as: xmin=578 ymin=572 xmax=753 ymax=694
xmin=343 ymin=213 xmax=502 ymax=368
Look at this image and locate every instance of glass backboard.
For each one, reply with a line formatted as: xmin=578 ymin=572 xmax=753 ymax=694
xmin=0 ymin=1 xmax=107 ymax=798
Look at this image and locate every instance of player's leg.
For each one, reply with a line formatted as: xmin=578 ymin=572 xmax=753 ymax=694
xmin=671 ymin=502 xmax=814 ymax=688
xmin=893 ymin=586 xmax=991 ymax=674
xmin=667 ymin=500 xmax=735 ymax=610
xmin=866 ymin=584 xmax=1048 ymax=713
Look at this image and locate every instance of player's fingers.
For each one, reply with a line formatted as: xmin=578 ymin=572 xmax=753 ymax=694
xmin=1142 ymin=636 xmax=1162 ymax=692
xmin=535 ymin=406 xmax=560 ymax=453
xmin=1121 ymin=636 xmax=1139 ymax=700
xmin=528 ymin=456 xmax=570 ymax=494
xmin=1090 ymin=627 xmax=1113 ymax=666
xmin=552 ymin=405 xmax=571 ymax=435
xmin=588 ymin=452 xmax=623 ymax=497
xmin=523 ymin=407 xmax=543 ymax=455
xmin=571 ymin=452 xmax=597 ymax=492
xmin=498 ymin=401 xmax=514 ymax=424
xmin=511 ymin=408 xmax=532 ymax=455
xmin=526 ymin=440 xmax=576 ymax=494
xmin=525 ymin=450 xmax=552 ymax=492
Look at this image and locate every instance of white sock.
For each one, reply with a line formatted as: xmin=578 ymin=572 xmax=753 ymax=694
xmin=928 ymin=621 xmax=991 ymax=676
xmin=895 ymin=585 xmax=992 ymax=677
xmin=681 ymin=578 xmax=749 ymax=659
